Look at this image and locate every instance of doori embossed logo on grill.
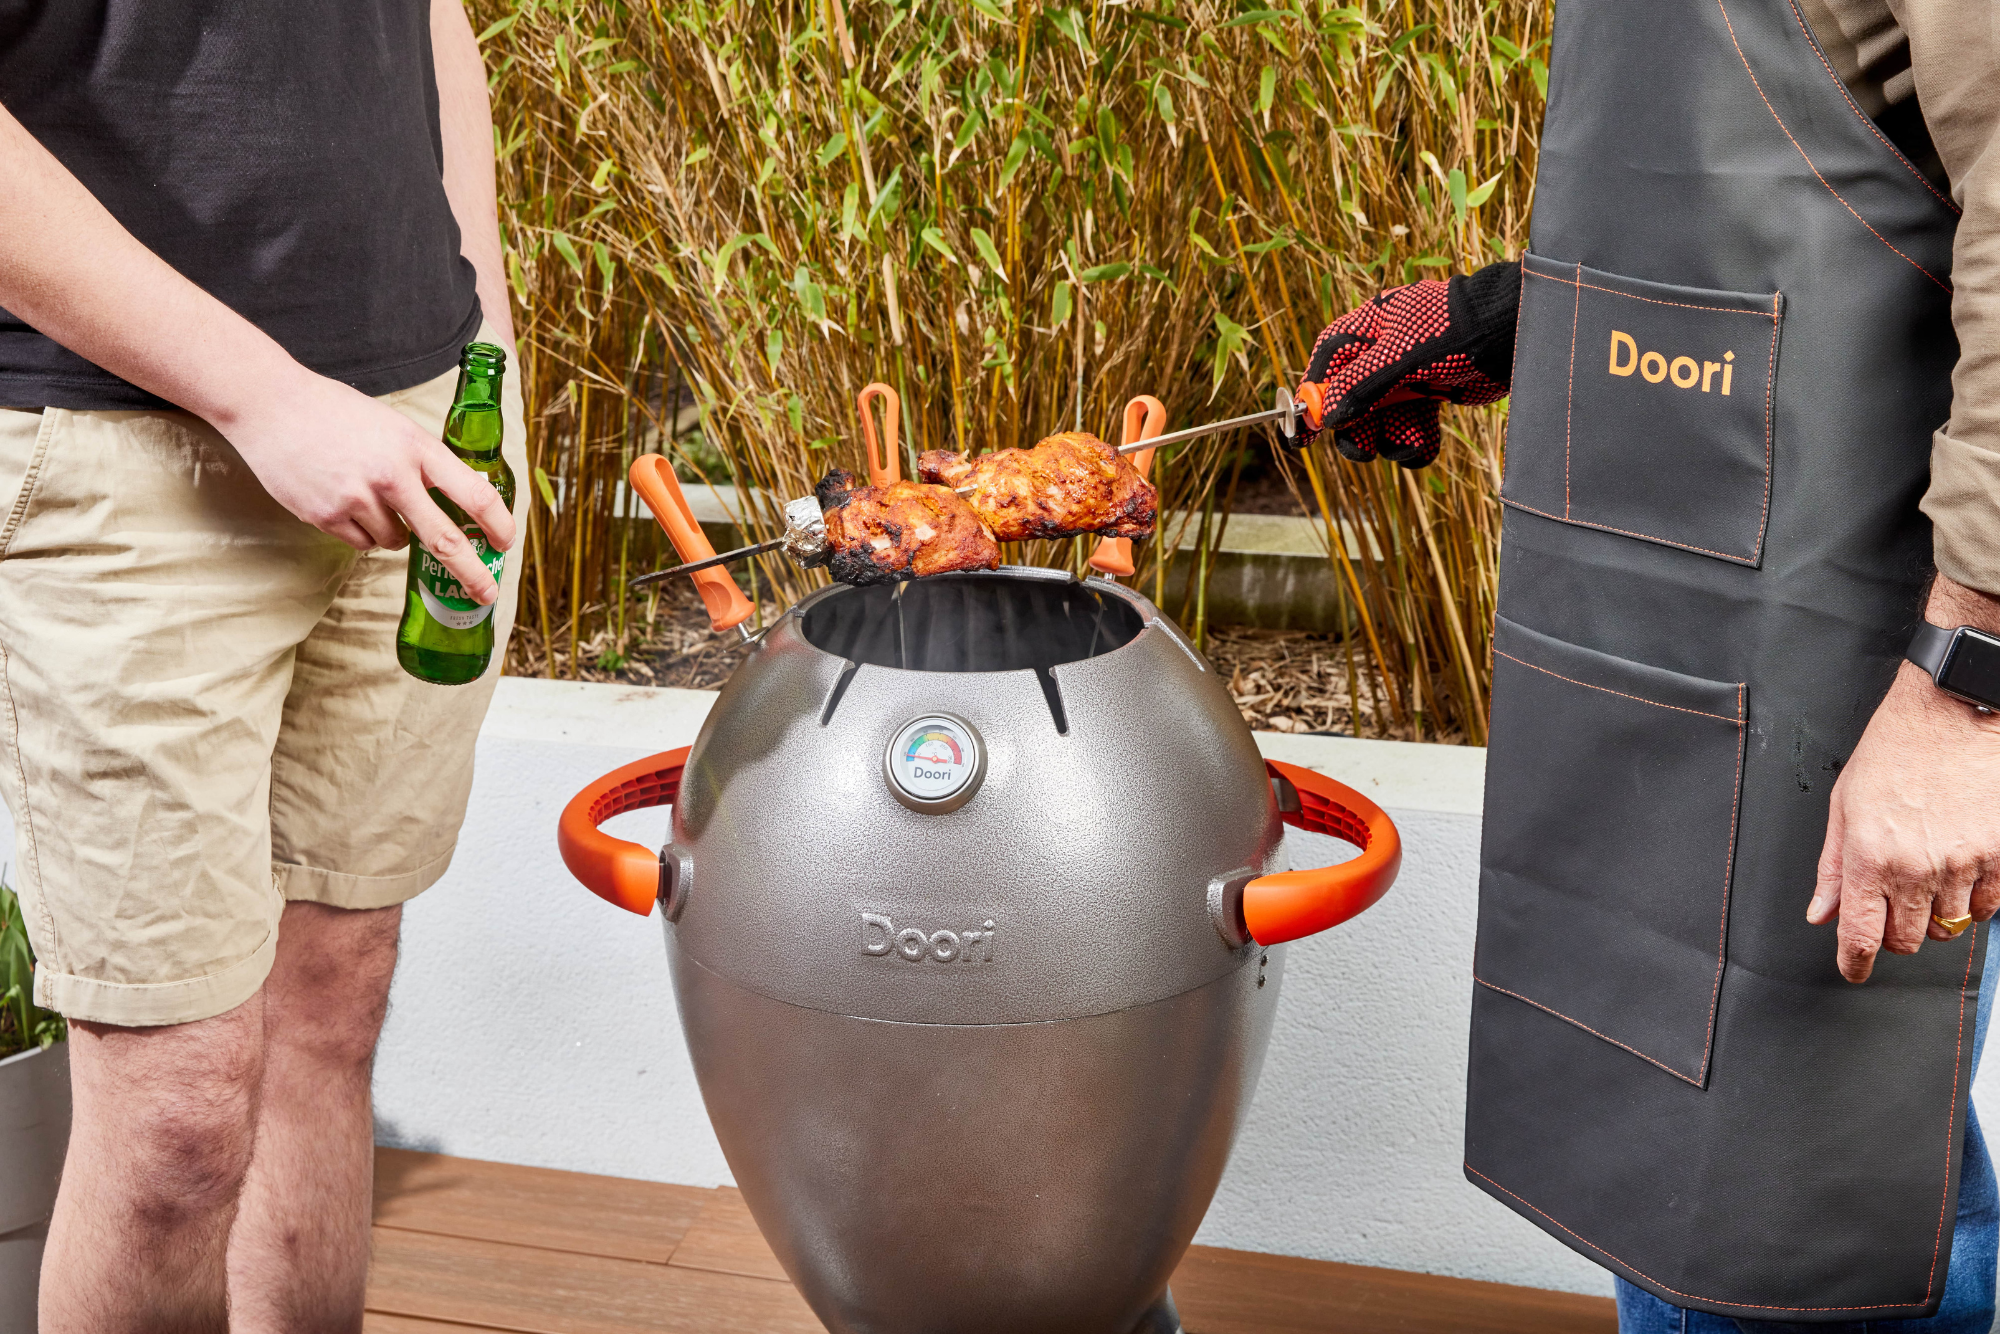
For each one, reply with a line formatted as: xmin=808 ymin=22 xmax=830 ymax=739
xmin=859 ymin=912 xmax=998 ymax=963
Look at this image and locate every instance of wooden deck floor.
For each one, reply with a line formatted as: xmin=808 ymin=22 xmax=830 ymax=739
xmin=366 ymin=1149 xmax=1615 ymax=1334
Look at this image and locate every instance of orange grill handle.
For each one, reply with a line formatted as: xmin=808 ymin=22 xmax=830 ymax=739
xmin=1294 ymin=381 xmax=1327 ymax=432
xmin=557 ymin=748 xmax=691 ymax=916
xmin=1245 ymin=759 xmax=1400 ymax=945
xmin=628 ymin=455 xmax=753 ymax=633
xmin=858 ymin=383 xmax=901 ymax=487
xmin=1089 ymin=394 xmax=1166 ymax=578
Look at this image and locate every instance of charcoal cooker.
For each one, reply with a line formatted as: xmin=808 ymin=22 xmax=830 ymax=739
xmin=559 ymin=465 xmax=1398 ymax=1334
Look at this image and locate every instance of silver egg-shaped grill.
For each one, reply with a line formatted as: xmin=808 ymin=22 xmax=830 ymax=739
xmin=562 ymin=566 xmax=1398 ymax=1334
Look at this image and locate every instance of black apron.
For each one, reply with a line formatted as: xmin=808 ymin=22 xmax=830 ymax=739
xmin=1465 ymin=0 xmax=1975 ymax=1321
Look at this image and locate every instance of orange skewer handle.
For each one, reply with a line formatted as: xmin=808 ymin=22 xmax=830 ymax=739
xmin=1241 ymin=760 xmax=1400 ymax=945
xmin=628 ymin=455 xmax=754 ymax=633
xmin=558 ymin=748 xmax=690 ymax=916
xmin=1089 ymin=394 xmax=1166 ymax=577
xmin=858 ymin=383 xmax=901 ymax=486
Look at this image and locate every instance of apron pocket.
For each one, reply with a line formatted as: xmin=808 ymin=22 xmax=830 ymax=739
xmin=1476 ymin=616 xmax=1746 ymax=1087
xmin=1503 ymin=253 xmax=1782 ymax=566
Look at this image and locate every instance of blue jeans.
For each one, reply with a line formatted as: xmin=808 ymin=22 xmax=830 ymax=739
xmin=1618 ymin=947 xmax=1998 ymax=1333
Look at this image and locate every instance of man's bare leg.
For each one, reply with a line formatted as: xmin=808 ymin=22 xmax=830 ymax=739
xmin=39 ymin=997 xmax=267 ymax=1334
xmin=227 ymin=900 xmax=402 ymax=1333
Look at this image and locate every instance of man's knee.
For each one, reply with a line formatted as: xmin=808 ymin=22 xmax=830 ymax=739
xmin=70 ymin=1007 xmax=264 ymax=1224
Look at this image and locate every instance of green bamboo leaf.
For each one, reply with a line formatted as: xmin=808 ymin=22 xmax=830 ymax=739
xmin=1079 ymin=261 xmax=1130 ymax=283
xmin=765 ymin=328 xmax=784 ymax=370
xmin=817 ymin=132 xmax=848 ymax=168
xmin=534 ymin=465 xmax=560 ymax=514
xmin=1257 ymin=66 xmax=1277 ymax=116
xmin=1241 ymin=234 xmax=1291 ymax=255
xmin=967 ymin=0 xmax=1010 ymax=22
xmin=593 ymin=241 xmax=615 ymax=287
xmin=1448 ymin=167 xmax=1468 ymax=223
xmin=1049 ymin=8 xmax=1092 ymax=61
xmin=1152 ymin=82 xmax=1176 ymax=125
xmin=1465 ymin=171 xmax=1503 ymax=209
xmin=841 ymin=184 xmax=860 ymax=238
xmin=1222 ymin=9 xmax=1292 ymax=27
xmin=970 ymin=228 xmax=1008 ymax=283
xmin=684 ymin=144 xmax=711 ymax=166
xmin=474 ymin=13 xmax=517 ymax=43
xmin=997 ymin=133 xmax=1031 ymax=190
xmin=590 ymin=158 xmax=616 ymax=191
xmin=920 ymin=227 xmax=958 ymax=262
xmin=1211 ymin=312 xmax=1249 ymax=395
xmin=551 ymin=231 xmax=585 ymax=277
xmin=1050 ymin=281 xmax=1073 ymax=327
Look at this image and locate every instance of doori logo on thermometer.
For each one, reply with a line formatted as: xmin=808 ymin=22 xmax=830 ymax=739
xmin=1607 ymin=330 xmax=1736 ymax=395
xmin=885 ymin=714 xmax=985 ymax=812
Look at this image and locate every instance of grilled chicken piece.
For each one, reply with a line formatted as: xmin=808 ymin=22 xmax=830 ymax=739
xmin=917 ymin=431 xmax=1157 ymax=543
xmin=814 ymin=469 xmax=1001 ymax=586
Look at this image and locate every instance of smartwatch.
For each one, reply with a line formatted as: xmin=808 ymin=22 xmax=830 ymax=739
xmin=1906 ymin=621 xmax=2000 ymax=713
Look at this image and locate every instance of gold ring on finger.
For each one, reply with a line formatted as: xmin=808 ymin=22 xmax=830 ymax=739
xmin=1932 ymin=913 xmax=1975 ymax=938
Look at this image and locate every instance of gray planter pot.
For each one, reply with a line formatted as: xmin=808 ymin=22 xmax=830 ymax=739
xmin=0 ymin=1042 xmax=70 ymax=1332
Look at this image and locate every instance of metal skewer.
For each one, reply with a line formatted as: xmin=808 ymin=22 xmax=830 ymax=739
xmin=630 ymin=387 xmax=1307 ymax=590
xmin=631 ymin=537 xmax=785 ymax=588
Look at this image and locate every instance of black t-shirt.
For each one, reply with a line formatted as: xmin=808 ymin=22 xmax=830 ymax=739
xmin=0 ymin=1 xmax=481 ymax=409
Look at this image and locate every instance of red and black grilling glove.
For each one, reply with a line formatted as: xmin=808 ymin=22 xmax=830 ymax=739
xmin=1292 ymin=259 xmax=1520 ymax=468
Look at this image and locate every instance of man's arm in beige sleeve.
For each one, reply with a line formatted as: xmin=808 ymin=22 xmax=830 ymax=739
xmin=1907 ymin=0 xmax=2000 ymax=592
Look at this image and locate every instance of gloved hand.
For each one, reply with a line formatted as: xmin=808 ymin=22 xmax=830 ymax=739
xmin=1293 ymin=259 xmax=1520 ymax=468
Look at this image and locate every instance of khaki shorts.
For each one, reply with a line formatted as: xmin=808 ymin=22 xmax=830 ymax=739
xmin=0 ymin=337 xmax=527 ymax=1027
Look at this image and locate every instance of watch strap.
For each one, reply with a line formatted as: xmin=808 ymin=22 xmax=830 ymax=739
xmin=1907 ymin=620 xmax=1956 ymax=680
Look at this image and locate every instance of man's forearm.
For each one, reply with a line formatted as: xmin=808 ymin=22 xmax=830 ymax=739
xmin=0 ymin=102 xmax=302 ymax=425
xmin=432 ymin=0 xmax=514 ymax=350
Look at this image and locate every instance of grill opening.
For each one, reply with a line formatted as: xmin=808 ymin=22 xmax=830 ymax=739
xmin=800 ymin=574 xmax=1146 ymax=674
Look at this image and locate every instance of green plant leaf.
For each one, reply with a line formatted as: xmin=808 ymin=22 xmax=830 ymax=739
xmin=1152 ymin=81 xmax=1176 ymax=125
xmin=1465 ymin=171 xmax=1502 ymax=210
xmin=920 ymin=227 xmax=957 ymax=262
xmin=816 ymin=132 xmax=848 ymax=168
xmin=1211 ymin=311 xmax=1249 ymax=396
xmin=534 ymin=465 xmax=560 ymax=514
xmin=1257 ymin=65 xmax=1277 ymax=117
xmin=1079 ymin=261 xmax=1130 ymax=282
xmin=684 ymin=144 xmax=711 ymax=166
xmin=1448 ymin=166 xmax=1468 ymax=223
xmin=968 ymin=0 xmax=1010 ymax=22
xmin=475 ymin=13 xmax=518 ymax=43
xmin=550 ymin=231 xmax=585 ymax=277
xmin=1223 ymin=10 xmax=1292 ymax=28
xmin=970 ymin=228 xmax=1008 ymax=283
xmin=1050 ymin=281 xmax=1073 ymax=327
xmin=997 ymin=133 xmax=1031 ymax=191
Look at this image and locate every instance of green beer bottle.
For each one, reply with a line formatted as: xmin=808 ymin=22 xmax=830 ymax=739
xmin=397 ymin=342 xmax=515 ymax=685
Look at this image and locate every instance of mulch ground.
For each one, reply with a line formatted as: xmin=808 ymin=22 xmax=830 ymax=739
xmin=507 ymin=576 xmax=1447 ymax=742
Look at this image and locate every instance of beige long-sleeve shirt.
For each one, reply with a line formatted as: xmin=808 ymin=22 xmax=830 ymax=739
xmin=1795 ymin=0 xmax=2000 ymax=594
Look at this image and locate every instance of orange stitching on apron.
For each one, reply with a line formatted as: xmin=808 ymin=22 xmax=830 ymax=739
xmin=1782 ymin=0 xmax=1957 ymax=215
xmin=1927 ymin=929 xmax=1978 ymax=1296
xmin=1524 ymin=266 xmax=1782 ymax=318
xmin=1494 ymin=648 xmax=1746 ymax=722
xmin=1502 ymin=498 xmax=1761 ymax=564
xmin=1473 ymin=978 xmax=1707 ymax=1084
xmin=1701 ymin=686 xmax=1749 ymax=1084
xmin=1465 ymin=1162 xmax=1945 ymax=1313
xmin=1717 ymin=0 xmax=1951 ymax=295
xmin=1564 ymin=263 xmax=1581 ymax=517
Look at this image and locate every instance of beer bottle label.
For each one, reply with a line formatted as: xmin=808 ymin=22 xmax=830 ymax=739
xmin=415 ymin=531 xmax=505 ymax=630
